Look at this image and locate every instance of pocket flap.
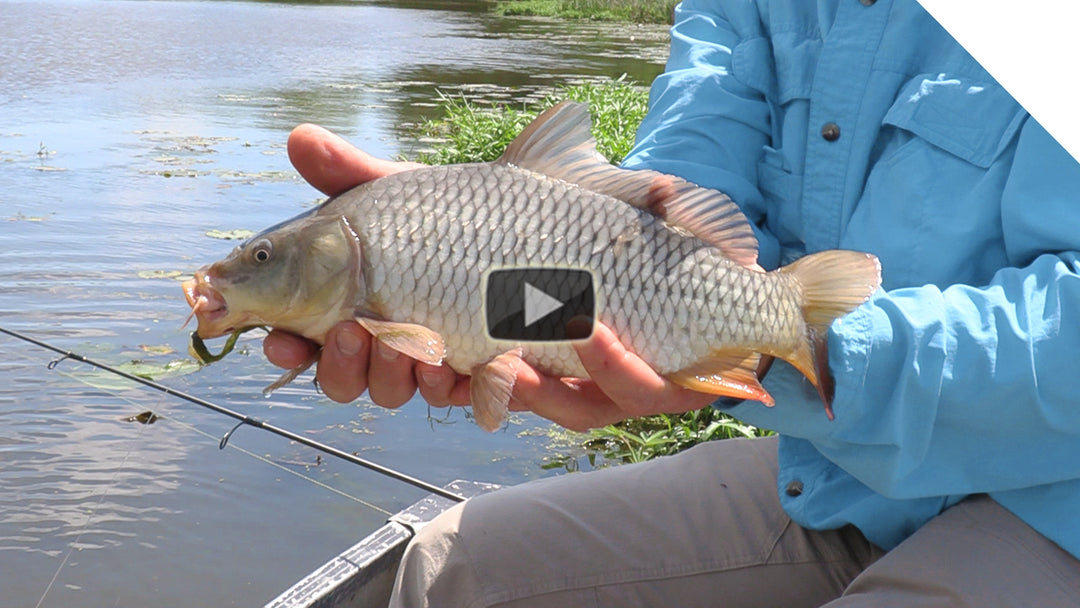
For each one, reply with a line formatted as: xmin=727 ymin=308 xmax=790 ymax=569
xmin=883 ymin=73 xmax=1026 ymax=168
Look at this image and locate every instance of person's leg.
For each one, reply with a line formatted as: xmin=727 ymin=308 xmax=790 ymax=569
xmin=826 ymin=494 xmax=1080 ymax=607
xmin=389 ymin=436 xmax=884 ymax=608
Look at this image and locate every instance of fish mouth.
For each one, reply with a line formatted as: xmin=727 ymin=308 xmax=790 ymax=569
xmin=182 ymin=270 xmax=232 ymax=338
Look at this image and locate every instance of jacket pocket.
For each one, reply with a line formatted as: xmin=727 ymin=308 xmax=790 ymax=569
xmin=881 ymin=73 xmax=1025 ymax=168
xmin=848 ymin=73 xmax=1027 ymax=288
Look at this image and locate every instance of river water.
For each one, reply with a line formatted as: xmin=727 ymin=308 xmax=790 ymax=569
xmin=0 ymin=1 xmax=669 ymax=605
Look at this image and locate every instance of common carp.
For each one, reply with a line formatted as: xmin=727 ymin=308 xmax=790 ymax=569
xmin=183 ymin=101 xmax=881 ymax=430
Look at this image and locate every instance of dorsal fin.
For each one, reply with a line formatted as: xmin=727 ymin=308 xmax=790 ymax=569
xmin=498 ymin=101 xmax=759 ymax=267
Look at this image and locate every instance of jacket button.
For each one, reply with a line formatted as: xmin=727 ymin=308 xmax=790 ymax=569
xmin=821 ymin=122 xmax=841 ymax=142
xmin=785 ymin=480 xmax=804 ymax=497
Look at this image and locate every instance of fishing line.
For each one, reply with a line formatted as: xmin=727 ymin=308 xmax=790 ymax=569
xmin=0 ymin=326 xmax=467 ymax=503
xmin=33 ymin=398 xmax=149 ymax=608
xmin=12 ymin=348 xmax=395 ymax=516
xmin=7 ymin=346 xmax=393 ymax=607
xmin=162 ymin=412 xmax=395 ymax=516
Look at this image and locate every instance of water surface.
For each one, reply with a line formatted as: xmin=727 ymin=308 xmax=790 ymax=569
xmin=0 ymin=0 xmax=669 ymax=605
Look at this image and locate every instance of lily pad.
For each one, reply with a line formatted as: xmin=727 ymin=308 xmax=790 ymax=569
xmin=205 ymin=228 xmax=255 ymax=241
xmin=139 ymin=344 xmax=176 ymax=355
xmin=137 ymin=269 xmax=188 ymax=280
xmin=77 ymin=358 xmax=202 ymax=391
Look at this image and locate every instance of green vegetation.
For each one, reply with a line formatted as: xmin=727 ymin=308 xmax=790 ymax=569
xmin=410 ymin=77 xmax=772 ymax=466
xmin=496 ymin=0 xmax=679 ymax=24
xmin=544 ymin=407 xmax=772 ymax=470
xmin=412 ymin=77 xmax=649 ymax=166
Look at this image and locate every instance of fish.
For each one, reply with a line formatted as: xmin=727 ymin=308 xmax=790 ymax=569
xmin=182 ymin=101 xmax=881 ymax=430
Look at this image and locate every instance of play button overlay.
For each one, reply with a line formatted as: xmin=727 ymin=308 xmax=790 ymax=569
xmin=485 ymin=267 xmax=595 ymax=342
xmin=523 ymin=282 xmax=564 ymax=327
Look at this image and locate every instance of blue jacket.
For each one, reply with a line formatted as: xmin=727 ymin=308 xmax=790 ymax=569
xmin=622 ymin=0 xmax=1080 ymax=555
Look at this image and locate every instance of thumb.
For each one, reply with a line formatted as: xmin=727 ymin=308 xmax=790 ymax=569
xmin=287 ymin=123 xmax=422 ymax=196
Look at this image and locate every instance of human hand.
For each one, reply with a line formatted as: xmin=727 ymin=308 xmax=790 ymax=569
xmin=505 ymin=322 xmax=717 ymax=431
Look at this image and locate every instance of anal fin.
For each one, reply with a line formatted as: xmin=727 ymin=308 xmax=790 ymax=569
xmin=469 ymin=349 xmax=523 ymax=432
xmin=665 ymin=350 xmax=775 ymax=406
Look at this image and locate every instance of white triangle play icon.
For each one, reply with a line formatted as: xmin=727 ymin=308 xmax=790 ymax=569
xmin=524 ymin=282 xmax=564 ymax=328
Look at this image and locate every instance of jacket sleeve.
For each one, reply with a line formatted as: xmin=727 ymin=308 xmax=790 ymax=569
xmin=621 ymin=0 xmax=781 ymax=268
xmin=733 ymin=119 xmax=1080 ymax=499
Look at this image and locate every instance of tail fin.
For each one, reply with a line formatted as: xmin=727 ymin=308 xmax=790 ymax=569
xmin=779 ymin=250 xmax=881 ymax=418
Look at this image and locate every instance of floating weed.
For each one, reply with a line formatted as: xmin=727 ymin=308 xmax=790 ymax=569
xmin=205 ymin=228 xmax=255 ymax=241
xmin=79 ymin=358 xmax=202 ymax=391
xmin=36 ymin=141 xmax=54 ymax=159
xmin=144 ymin=168 xmax=207 ymax=178
xmin=6 ymin=211 xmax=53 ymax=222
xmin=215 ymin=169 xmax=295 ymax=183
xmin=136 ymin=269 xmax=189 ymax=280
xmin=139 ymin=344 xmax=176 ymax=355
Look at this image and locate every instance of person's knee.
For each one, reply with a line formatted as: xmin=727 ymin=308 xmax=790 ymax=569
xmin=391 ymin=504 xmax=477 ymax=607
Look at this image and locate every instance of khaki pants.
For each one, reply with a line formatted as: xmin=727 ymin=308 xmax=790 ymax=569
xmin=389 ymin=436 xmax=1080 ymax=607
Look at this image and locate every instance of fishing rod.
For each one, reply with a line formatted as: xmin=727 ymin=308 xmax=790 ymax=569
xmin=0 ymin=326 xmax=466 ymax=503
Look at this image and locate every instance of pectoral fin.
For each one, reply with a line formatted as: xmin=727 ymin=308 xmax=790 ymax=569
xmin=263 ymin=354 xmax=317 ymax=396
xmin=665 ymin=350 xmax=775 ymax=406
xmin=469 ymin=349 xmax=523 ymax=432
xmin=355 ymin=317 xmax=446 ymax=366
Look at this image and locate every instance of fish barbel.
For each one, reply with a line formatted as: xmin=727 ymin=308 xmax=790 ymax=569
xmin=182 ymin=101 xmax=881 ymax=430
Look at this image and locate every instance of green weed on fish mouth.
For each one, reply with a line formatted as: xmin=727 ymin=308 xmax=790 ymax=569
xmin=188 ymin=326 xmax=265 ymax=364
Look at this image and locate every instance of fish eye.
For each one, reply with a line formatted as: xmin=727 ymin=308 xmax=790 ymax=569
xmin=250 ymin=239 xmax=273 ymax=264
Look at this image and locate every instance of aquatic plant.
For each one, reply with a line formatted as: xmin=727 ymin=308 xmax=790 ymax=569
xmin=412 ymin=76 xmax=649 ymax=166
xmin=496 ymin=0 xmax=679 ymax=24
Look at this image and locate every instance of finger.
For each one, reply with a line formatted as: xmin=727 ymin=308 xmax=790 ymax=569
xmin=572 ymin=323 xmax=715 ymax=416
xmin=415 ymin=363 xmax=472 ymax=407
xmin=287 ymin=124 xmax=422 ymax=196
xmin=263 ymin=329 xmax=319 ymax=370
xmin=315 ymin=321 xmax=372 ymax=403
xmin=366 ymin=340 xmax=419 ymax=409
xmin=507 ymin=360 xmax=628 ymax=432
xmin=415 ymin=362 xmax=457 ymax=407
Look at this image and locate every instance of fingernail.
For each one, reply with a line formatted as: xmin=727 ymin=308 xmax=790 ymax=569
xmin=336 ymin=329 xmax=363 ymax=356
xmin=420 ymin=369 xmax=442 ymax=387
xmin=565 ymin=315 xmax=594 ymax=341
xmin=377 ymin=341 xmax=400 ymax=361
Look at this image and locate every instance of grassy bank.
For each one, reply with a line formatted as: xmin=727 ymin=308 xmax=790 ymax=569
xmin=410 ymin=77 xmax=648 ymax=166
xmin=495 ymin=0 xmax=679 ymax=24
xmin=409 ymin=78 xmax=772 ymax=466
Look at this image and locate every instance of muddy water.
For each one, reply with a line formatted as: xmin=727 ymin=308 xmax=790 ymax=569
xmin=0 ymin=1 xmax=669 ymax=605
